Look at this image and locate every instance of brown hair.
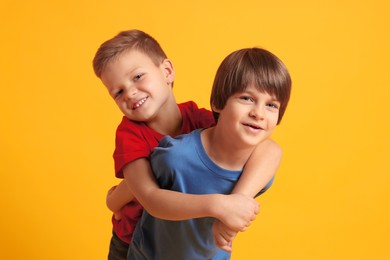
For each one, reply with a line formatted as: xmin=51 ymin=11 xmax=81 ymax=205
xmin=93 ymin=30 xmax=167 ymax=78
xmin=210 ymin=48 xmax=292 ymax=124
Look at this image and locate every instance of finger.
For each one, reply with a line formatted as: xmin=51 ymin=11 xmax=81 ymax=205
xmin=225 ymin=229 xmax=237 ymax=238
xmin=250 ymin=213 xmax=257 ymax=221
xmin=215 ymin=236 xmax=230 ymax=250
xmin=220 ymin=230 xmax=233 ymax=242
xmin=220 ymin=244 xmax=232 ymax=252
xmin=254 ymin=203 xmax=260 ymax=214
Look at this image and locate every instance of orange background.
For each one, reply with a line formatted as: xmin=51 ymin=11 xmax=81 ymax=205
xmin=1 ymin=0 xmax=389 ymax=259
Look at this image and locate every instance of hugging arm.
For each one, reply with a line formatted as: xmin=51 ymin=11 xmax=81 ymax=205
xmin=106 ymin=180 xmax=135 ymax=220
xmin=213 ymin=139 xmax=282 ymax=252
xmin=123 ymin=158 xmax=258 ymax=232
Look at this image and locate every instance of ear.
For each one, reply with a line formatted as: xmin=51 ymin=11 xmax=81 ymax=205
xmin=211 ymin=103 xmax=222 ymax=113
xmin=161 ymin=59 xmax=175 ymax=84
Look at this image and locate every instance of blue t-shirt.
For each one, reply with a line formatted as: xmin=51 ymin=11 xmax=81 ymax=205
xmin=128 ymin=129 xmax=273 ymax=260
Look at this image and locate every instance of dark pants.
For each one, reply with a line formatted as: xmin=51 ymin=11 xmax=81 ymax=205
xmin=108 ymin=230 xmax=129 ymax=260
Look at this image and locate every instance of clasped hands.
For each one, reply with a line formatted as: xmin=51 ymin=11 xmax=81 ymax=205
xmin=212 ymin=193 xmax=259 ymax=252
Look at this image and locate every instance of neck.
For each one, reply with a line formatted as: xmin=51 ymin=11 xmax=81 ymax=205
xmin=201 ymin=127 xmax=255 ymax=171
xmin=146 ymin=96 xmax=182 ymax=136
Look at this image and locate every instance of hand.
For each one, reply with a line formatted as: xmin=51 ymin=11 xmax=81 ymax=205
xmin=106 ymin=186 xmax=122 ymax=220
xmin=218 ymin=193 xmax=259 ymax=232
xmin=212 ymin=220 xmax=238 ymax=252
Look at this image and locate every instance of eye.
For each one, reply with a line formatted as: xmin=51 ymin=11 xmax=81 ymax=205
xmin=239 ymin=95 xmax=254 ymax=102
xmin=267 ymin=102 xmax=280 ymax=109
xmin=114 ymin=89 xmax=123 ymax=99
xmin=134 ymin=73 xmax=144 ymax=81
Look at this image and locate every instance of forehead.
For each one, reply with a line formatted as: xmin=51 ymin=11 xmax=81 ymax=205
xmin=101 ymin=50 xmax=157 ymax=78
xmin=111 ymin=50 xmax=156 ymax=69
xmin=242 ymin=84 xmax=278 ymax=99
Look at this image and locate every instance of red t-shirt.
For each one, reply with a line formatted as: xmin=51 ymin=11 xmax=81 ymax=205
xmin=112 ymin=101 xmax=214 ymax=243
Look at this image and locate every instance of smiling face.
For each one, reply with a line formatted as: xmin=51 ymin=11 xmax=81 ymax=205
xmin=100 ymin=50 xmax=175 ymax=123
xmin=213 ymin=84 xmax=280 ymax=147
xmin=210 ymin=48 xmax=291 ymax=125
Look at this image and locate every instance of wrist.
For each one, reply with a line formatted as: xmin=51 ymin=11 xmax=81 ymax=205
xmin=209 ymin=194 xmax=227 ymax=220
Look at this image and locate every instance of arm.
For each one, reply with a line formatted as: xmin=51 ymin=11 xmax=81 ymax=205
xmin=213 ymin=138 xmax=282 ymax=251
xmin=123 ymin=158 xmax=258 ymax=231
xmin=233 ymin=138 xmax=282 ymax=197
xmin=106 ymin=180 xmax=135 ymax=217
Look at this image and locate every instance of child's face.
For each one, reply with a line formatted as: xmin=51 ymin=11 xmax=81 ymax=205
xmin=213 ymin=84 xmax=280 ymax=147
xmin=100 ymin=50 xmax=175 ymax=122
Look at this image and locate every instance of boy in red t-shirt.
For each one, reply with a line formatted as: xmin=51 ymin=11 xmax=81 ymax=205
xmin=93 ymin=30 xmax=282 ymax=259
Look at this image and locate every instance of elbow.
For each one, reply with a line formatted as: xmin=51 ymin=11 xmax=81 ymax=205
xmin=106 ymin=194 xmax=120 ymax=213
xmin=139 ymin=195 xmax=173 ymax=220
xmin=274 ymin=144 xmax=283 ymax=160
xmin=106 ymin=197 xmax=114 ymax=212
xmin=264 ymin=139 xmax=282 ymax=158
xmin=139 ymin=199 xmax=162 ymax=219
xmin=144 ymin=207 xmax=160 ymax=218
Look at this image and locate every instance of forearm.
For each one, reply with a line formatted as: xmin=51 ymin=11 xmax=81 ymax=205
xmin=139 ymin=188 xmax=226 ymax=220
xmin=124 ymin=158 xmax=226 ymax=220
xmin=232 ymin=138 xmax=282 ymax=197
xmin=106 ymin=180 xmax=134 ymax=213
xmin=211 ymin=139 xmax=282 ymax=246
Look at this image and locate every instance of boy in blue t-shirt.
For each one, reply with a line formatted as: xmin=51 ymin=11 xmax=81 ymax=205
xmin=128 ymin=47 xmax=292 ymax=259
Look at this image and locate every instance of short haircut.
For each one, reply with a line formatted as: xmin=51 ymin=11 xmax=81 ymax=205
xmin=210 ymin=48 xmax=292 ymax=124
xmin=93 ymin=29 xmax=167 ymax=78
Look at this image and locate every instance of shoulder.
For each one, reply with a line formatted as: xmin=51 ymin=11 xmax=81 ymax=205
xmin=151 ymin=131 xmax=200 ymax=175
xmin=158 ymin=131 xmax=195 ymax=148
xmin=115 ymin=117 xmax=144 ymax=145
xmin=179 ymin=101 xmax=211 ymax=117
xmin=114 ymin=116 xmax=160 ymax=155
xmin=116 ymin=116 xmax=145 ymax=133
xmin=178 ymin=100 xmax=199 ymax=111
xmin=115 ymin=116 xmax=157 ymax=141
xmin=154 ymin=130 xmax=199 ymax=156
xmin=262 ymin=139 xmax=282 ymax=158
xmin=179 ymin=101 xmax=215 ymax=129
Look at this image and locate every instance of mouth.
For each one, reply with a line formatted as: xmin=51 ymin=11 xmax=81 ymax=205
xmin=132 ymin=97 xmax=148 ymax=110
xmin=243 ymin=122 xmax=264 ymax=131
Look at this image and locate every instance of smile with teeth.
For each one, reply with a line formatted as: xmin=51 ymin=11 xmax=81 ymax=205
xmin=132 ymin=97 xmax=148 ymax=110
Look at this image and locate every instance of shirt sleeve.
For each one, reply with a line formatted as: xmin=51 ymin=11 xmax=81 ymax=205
xmin=150 ymin=135 xmax=176 ymax=188
xmin=255 ymin=176 xmax=275 ymax=197
xmin=113 ymin=117 xmax=152 ymax=178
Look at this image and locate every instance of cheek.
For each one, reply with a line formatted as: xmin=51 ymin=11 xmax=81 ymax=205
xmin=268 ymin=114 xmax=279 ymax=128
xmin=116 ymin=99 xmax=123 ymax=107
xmin=117 ymin=100 xmax=129 ymax=111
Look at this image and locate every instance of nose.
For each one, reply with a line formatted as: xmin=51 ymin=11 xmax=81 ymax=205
xmin=249 ymin=105 xmax=265 ymax=120
xmin=124 ymin=86 xmax=137 ymax=101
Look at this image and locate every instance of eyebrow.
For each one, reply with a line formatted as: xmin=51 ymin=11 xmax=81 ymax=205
xmin=245 ymin=88 xmax=280 ymax=102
